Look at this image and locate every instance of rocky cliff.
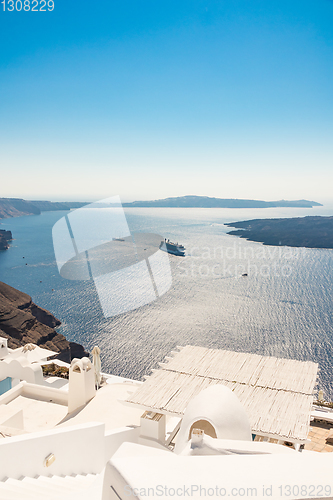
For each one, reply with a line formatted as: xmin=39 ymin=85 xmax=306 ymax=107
xmin=0 ymin=230 xmax=12 ymax=251
xmin=0 ymin=281 xmax=89 ymax=362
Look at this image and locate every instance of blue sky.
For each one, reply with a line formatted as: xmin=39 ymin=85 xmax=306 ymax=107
xmin=1 ymin=0 xmax=333 ymax=202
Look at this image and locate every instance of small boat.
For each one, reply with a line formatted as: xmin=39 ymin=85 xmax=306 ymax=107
xmin=160 ymin=238 xmax=185 ymax=257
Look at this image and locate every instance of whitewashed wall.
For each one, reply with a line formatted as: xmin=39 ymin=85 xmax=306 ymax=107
xmin=0 ymin=422 xmax=105 ymax=480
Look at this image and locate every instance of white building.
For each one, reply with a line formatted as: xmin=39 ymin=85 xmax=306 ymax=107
xmin=0 ymin=337 xmax=333 ymax=500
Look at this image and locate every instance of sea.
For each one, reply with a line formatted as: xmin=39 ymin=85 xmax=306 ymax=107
xmin=1 ymin=205 xmax=333 ymax=398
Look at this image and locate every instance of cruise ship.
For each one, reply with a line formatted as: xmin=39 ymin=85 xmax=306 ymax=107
xmin=0 ymin=339 xmax=333 ymax=499
xmin=160 ymin=238 xmax=186 ymax=256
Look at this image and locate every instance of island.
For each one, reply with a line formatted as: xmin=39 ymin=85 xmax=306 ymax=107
xmin=225 ymin=216 xmax=333 ymax=249
xmin=0 ymin=196 xmax=322 ymax=220
xmin=0 ymin=230 xmax=12 ymax=251
xmin=0 ymin=281 xmax=89 ymax=362
xmin=123 ymin=195 xmax=322 ymax=209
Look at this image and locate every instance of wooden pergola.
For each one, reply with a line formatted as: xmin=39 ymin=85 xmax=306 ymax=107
xmin=125 ymin=345 xmax=318 ymax=444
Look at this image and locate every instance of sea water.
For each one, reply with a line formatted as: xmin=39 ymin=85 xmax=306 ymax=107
xmin=1 ymin=205 xmax=333 ymax=398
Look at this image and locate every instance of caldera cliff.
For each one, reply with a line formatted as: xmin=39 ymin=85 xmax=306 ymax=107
xmin=0 ymin=281 xmax=89 ymax=362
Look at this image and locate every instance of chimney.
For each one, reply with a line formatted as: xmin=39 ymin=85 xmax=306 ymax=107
xmin=68 ymin=357 xmax=96 ymax=413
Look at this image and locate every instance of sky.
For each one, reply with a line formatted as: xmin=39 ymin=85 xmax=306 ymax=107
xmin=0 ymin=0 xmax=333 ymax=203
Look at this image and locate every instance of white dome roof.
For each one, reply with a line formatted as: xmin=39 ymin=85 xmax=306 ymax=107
xmin=174 ymin=384 xmax=252 ymax=454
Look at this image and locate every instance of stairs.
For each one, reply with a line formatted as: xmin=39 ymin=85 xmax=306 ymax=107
xmin=0 ymin=472 xmax=102 ymax=500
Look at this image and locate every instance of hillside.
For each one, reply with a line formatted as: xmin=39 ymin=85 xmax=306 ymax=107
xmin=0 ymin=198 xmax=41 ymax=219
xmin=0 ymin=198 xmax=87 ymax=219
